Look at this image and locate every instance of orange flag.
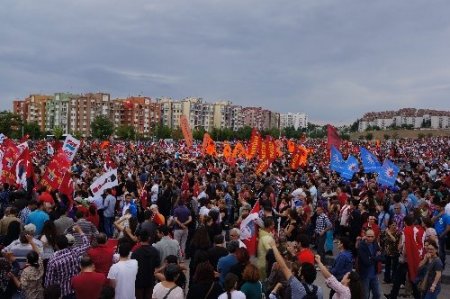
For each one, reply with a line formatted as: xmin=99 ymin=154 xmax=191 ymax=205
xmin=247 ymin=128 xmax=261 ymax=159
xmin=223 ymin=142 xmax=232 ymax=158
xmin=267 ymin=136 xmax=277 ymax=162
xmin=255 ymin=159 xmax=270 ymax=175
xmin=259 ymin=138 xmax=268 ymax=161
xmin=232 ymin=142 xmax=246 ymax=158
xmin=100 ymin=140 xmax=110 ymax=150
xmin=180 ymin=115 xmax=193 ymax=147
xmin=287 ymin=140 xmax=296 ymax=153
xmin=275 ymin=140 xmax=284 ymax=157
xmin=202 ymin=133 xmax=217 ymax=156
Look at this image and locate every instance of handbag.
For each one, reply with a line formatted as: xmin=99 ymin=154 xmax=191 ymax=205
xmin=204 ymin=282 xmax=215 ymax=299
xmin=163 ymin=286 xmax=177 ymax=299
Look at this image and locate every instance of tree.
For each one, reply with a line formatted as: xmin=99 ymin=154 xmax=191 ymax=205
xmin=171 ymin=128 xmax=183 ymax=140
xmin=154 ymin=124 xmax=172 ymax=139
xmin=365 ymin=132 xmax=373 ymax=140
xmin=91 ymin=115 xmax=114 ymax=139
xmin=192 ymin=127 xmax=206 ymax=141
xmin=53 ymin=126 xmax=64 ymax=140
xmin=0 ymin=111 xmax=23 ymax=138
xmin=235 ymin=126 xmax=253 ymax=140
xmin=383 ymin=134 xmax=390 ymax=140
xmin=72 ymin=130 xmax=83 ymax=140
xmin=23 ymin=122 xmax=42 ymax=139
xmin=417 ymin=133 xmax=425 ymax=139
xmin=116 ymin=125 xmax=136 ymax=140
xmin=350 ymin=120 xmax=359 ymax=132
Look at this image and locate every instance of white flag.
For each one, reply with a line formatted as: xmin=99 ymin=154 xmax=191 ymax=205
xmin=62 ymin=134 xmax=81 ymax=161
xmin=89 ymin=169 xmax=118 ymax=198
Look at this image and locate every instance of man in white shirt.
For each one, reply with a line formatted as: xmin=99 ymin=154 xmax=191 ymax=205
xmin=150 ymin=180 xmax=159 ymax=204
xmin=107 ymin=242 xmax=138 ymax=299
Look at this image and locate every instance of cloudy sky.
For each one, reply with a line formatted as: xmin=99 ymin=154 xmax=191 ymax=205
xmin=1 ymin=0 xmax=450 ymax=124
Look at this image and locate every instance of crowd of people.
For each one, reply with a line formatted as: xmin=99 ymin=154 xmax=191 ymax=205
xmin=0 ymin=136 xmax=449 ymax=299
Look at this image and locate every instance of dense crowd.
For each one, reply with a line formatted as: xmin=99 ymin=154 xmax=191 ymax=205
xmin=0 ymin=136 xmax=449 ymax=299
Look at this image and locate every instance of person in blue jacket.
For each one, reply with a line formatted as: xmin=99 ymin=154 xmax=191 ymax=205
xmin=329 ymin=236 xmax=353 ymax=299
xmin=358 ymin=229 xmax=384 ymax=299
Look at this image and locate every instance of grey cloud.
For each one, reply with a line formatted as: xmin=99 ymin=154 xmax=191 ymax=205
xmin=1 ymin=0 xmax=450 ymax=122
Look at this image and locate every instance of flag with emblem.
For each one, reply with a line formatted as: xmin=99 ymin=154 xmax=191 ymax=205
xmin=360 ymin=146 xmax=381 ymax=173
xmin=377 ymin=159 xmax=399 ymax=187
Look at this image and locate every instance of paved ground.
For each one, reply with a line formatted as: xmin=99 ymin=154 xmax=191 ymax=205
xmin=313 ymin=272 xmax=450 ymax=298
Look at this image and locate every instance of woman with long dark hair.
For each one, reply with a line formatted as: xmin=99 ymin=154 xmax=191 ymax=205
xmin=40 ymin=220 xmax=57 ymax=266
xmin=315 ymin=254 xmax=362 ymax=299
xmin=186 ymin=261 xmax=223 ymax=299
xmin=218 ymin=273 xmax=245 ymax=299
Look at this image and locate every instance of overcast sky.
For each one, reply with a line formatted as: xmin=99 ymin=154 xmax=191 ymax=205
xmin=1 ymin=0 xmax=450 ymax=124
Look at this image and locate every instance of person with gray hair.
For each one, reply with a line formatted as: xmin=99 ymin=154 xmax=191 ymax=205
xmin=229 ymin=228 xmax=247 ymax=249
xmin=1 ymin=223 xmax=43 ymax=269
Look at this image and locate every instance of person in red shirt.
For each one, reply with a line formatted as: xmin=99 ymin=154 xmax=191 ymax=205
xmin=296 ymin=234 xmax=315 ymax=265
xmin=85 ymin=204 xmax=100 ymax=229
xmin=71 ymin=255 xmax=107 ymax=299
xmin=87 ymin=233 xmax=115 ymax=276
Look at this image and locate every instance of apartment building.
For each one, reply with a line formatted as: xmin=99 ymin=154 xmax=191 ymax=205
xmin=13 ymin=93 xmax=281 ymax=136
xmin=111 ymin=97 xmax=161 ymax=137
xmin=45 ymin=93 xmax=77 ymax=133
xmin=280 ymin=112 xmax=308 ymax=130
xmin=242 ymin=107 xmax=280 ymax=130
xmin=358 ymin=108 xmax=450 ymax=131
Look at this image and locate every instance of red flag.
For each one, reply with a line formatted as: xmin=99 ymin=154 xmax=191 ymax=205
xmin=12 ymin=148 xmax=33 ymax=190
xmin=240 ymin=201 xmax=260 ymax=256
xmin=327 ymin=124 xmax=341 ymax=150
xmin=59 ymin=172 xmax=74 ymax=202
xmin=1 ymin=140 xmax=20 ymax=184
xmin=404 ymin=225 xmax=425 ymax=281
xmin=40 ymin=151 xmax=71 ymax=191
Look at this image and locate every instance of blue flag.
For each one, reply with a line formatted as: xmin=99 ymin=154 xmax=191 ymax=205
xmin=377 ymin=159 xmax=400 ymax=187
xmin=330 ymin=146 xmax=344 ymax=173
xmin=340 ymin=155 xmax=359 ymax=180
xmin=360 ymin=147 xmax=381 ymax=173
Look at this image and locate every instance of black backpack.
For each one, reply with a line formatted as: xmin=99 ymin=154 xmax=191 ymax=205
xmin=301 ymin=282 xmax=318 ymax=299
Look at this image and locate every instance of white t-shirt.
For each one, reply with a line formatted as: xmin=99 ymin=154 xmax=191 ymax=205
xmin=152 ymin=283 xmax=184 ymax=299
xmin=218 ymin=290 xmax=246 ymax=299
xmin=151 ymin=184 xmax=159 ymax=203
xmin=107 ymin=259 xmax=138 ymax=299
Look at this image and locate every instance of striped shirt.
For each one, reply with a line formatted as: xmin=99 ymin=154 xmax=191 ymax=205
xmin=45 ymin=235 xmax=90 ymax=296
xmin=315 ymin=214 xmax=332 ymax=234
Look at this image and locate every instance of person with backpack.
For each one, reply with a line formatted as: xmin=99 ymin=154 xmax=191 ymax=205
xmin=268 ymin=239 xmax=323 ymax=299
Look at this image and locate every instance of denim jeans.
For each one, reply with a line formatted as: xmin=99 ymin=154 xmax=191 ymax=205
xmin=438 ymin=236 xmax=446 ymax=266
xmin=423 ymin=285 xmax=440 ymax=299
xmin=362 ymin=276 xmax=381 ymax=299
xmin=104 ymin=216 xmax=115 ymax=238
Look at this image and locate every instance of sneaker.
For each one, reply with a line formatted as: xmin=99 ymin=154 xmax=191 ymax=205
xmin=384 ymin=294 xmax=391 ymax=299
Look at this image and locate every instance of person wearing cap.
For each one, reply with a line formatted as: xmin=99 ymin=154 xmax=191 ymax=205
xmin=25 ymin=201 xmax=49 ymax=236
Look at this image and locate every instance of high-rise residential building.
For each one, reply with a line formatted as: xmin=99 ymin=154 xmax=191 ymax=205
xmin=12 ymin=92 xmax=282 ymax=136
xmin=12 ymin=95 xmax=53 ymax=132
xmin=68 ymin=93 xmax=111 ymax=137
xmin=242 ymin=107 xmax=280 ymax=130
xmin=230 ymin=105 xmax=244 ymax=131
xmin=26 ymin=95 xmax=53 ymax=132
xmin=111 ymin=97 xmax=161 ymax=137
xmin=280 ymin=112 xmax=308 ymax=130
xmin=13 ymin=100 xmax=29 ymax=122
xmin=46 ymin=93 xmax=77 ymax=133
